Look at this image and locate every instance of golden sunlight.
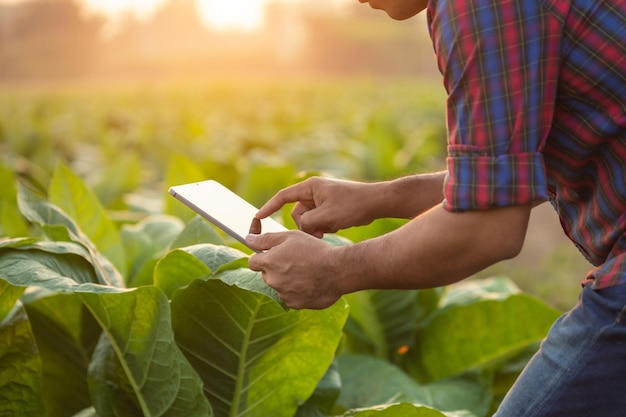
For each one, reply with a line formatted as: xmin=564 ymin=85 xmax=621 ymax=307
xmin=197 ymin=0 xmax=268 ymax=31
xmin=81 ymin=0 xmax=270 ymax=31
xmin=81 ymin=0 xmax=168 ymax=19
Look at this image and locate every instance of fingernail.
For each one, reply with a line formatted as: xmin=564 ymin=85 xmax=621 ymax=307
xmin=246 ymin=234 xmax=257 ymax=243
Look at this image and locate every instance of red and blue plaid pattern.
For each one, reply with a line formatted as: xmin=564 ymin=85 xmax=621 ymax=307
xmin=427 ymin=0 xmax=626 ymax=288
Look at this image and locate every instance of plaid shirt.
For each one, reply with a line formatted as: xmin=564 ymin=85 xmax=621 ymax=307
xmin=427 ymin=0 xmax=626 ymax=288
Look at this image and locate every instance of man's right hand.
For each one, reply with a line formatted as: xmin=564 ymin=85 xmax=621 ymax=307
xmin=255 ymin=177 xmax=382 ymax=238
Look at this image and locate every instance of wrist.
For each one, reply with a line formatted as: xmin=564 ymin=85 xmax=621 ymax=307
xmin=329 ymin=240 xmax=376 ymax=296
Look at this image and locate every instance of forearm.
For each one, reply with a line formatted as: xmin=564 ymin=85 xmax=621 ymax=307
xmin=370 ymin=171 xmax=446 ymax=220
xmin=332 ymin=203 xmax=531 ymax=293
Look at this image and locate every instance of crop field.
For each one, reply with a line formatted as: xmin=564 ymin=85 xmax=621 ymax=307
xmin=0 ymin=78 xmax=588 ymax=416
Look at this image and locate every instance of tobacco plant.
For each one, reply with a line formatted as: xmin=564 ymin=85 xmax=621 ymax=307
xmin=0 ymin=164 xmax=560 ymax=417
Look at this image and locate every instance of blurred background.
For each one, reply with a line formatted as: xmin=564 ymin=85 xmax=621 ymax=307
xmin=0 ymin=0 xmax=439 ymax=81
xmin=0 ymin=0 xmax=590 ymax=310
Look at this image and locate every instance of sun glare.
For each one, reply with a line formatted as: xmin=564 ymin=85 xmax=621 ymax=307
xmin=81 ymin=0 xmax=168 ymax=19
xmin=198 ymin=0 xmax=267 ymax=31
xmin=79 ymin=0 xmax=269 ymax=31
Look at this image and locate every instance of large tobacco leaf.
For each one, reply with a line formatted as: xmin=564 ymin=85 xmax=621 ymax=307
xmin=120 ymin=214 xmax=225 ymax=289
xmin=0 ymin=302 xmax=44 ymax=417
xmin=405 ymin=278 xmax=561 ymax=382
xmin=154 ymin=249 xmax=212 ymax=299
xmin=0 ymin=239 xmax=210 ymax=417
xmin=22 ymin=291 xmax=97 ymax=417
xmin=170 ymin=278 xmax=349 ymax=417
xmin=119 ymin=214 xmax=185 ymax=287
xmin=17 ymin=182 xmax=124 ymax=288
xmin=296 ymin=359 xmax=342 ymax=417
xmin=343 ymin=288 xmax=440 ymax=360
xmin=48 ymin=163 xmax=127 ymax=277
xmin=154 ymin=243 xmax=251 ymax=299
xmin=336 ymin=354 xmax=491 ymax=417
xmin=168 ymin=215 xmax=224 ymax=250
xmin=83 ymin=287 xmax=211 ymax=417
xmin=0 ymin=239 xmax=105 ymax=291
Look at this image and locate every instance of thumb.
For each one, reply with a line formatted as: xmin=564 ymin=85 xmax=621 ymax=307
xmin=245 ymin=232 xmax=288 ymax=252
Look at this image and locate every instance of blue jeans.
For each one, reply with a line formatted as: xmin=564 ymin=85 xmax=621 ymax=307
xmin=494 ymin=282 xmax=626 ymax=417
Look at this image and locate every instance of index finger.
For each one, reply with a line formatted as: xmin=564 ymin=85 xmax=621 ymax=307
xmin=256 ymin=183 xmax=313 ymax=219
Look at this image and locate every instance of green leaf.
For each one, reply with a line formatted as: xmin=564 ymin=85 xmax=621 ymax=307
xmin=236 ymin=163 xmax=297 ymax=207
xmin=171 ymin=279 xmax=349 ymax=417
xmin=339 ymin=403 xmax=475 ymax=417
xmin=296 ymin=360 xmax=341 ymax=417
xmin=196 ymin=158 xmax=239 ymax=192
xmin=93 ymin=152 xmax=141 ymax=209
xmin=337 ymin=354 xmax=491 ymax=417
xmin=49 ymin=163 xmax=126 ymax=276
xmin=120 ymin=214 xmax=184 ymax=286
xmin=0 ymin=165 xmax=28 ymax=237
xmin=17 ymin=182 xmax=81 ymax=237
xmin=343 ymin=289 xmax=437 ymax=360
xmin=23 ymin=292 xmax=96 ymax=417
xmin=169 ymin=215 xmax=224 ymax=249
xmin=215 ymin=266 xmax=283 ymax=306
xmin=0 ymin=303 xmax=45 ymax=417
xmin=0 ymin=243 xmax=107 ymax=291
xmin=0 ymin=279 xmax=25 ymax=321
xmin=88 ymin=334 xmax=145 ymax=416
xmin=155 ymin=243 xmax=260 ymax=306
xmin=154 ymin=249 xmax=212 ymax=299
xmin=360 ymin=114 xmax=404 ymax=180
xmin=71 ymin=407 xmax=98 ymax=417
xmin=16 ymin=185 xmax=124 ymax=287
xmin=163 ymin=155 xmax=208 ymax=221
xmin=0 ymin=237 xmax=38 ymax=249
xmin=343 ymin=291 xmax=387 ymax=356
xmin=182 ymin=243 xmax=248 ymax=272
xmin=1 ymin=247 xmax=192 ymax=414
xmin=83 ymin=287 xmax=211 ymax=417
xmin=439 ymin=277 xmax=521 ymax=308
xmin=405 ymin=279 xmax=561 ymax=382
xmin=338 ymin=218 xmax=407 ymax=243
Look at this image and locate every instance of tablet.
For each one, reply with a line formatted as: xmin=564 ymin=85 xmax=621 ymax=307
xmin=168 ymin=180 xmax=287 ymax=251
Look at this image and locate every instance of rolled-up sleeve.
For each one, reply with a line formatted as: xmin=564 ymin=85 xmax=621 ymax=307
xmin=444 ymin=150 xmax=547 ymax=210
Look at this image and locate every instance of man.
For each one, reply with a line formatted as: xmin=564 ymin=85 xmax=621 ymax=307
xmin=246 ymin=0 xmax=626 ymax=415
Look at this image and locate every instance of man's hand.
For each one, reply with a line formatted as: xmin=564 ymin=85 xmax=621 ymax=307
xmin=246 ymin=231 xmax=343 ymax=310
xmin=255 ymin=177 xmax=384 ymax=238
xmin=246 ymin=203 xmax=531 ymax=310
xmin=256 ymin=174 xmax=447 ymax=238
